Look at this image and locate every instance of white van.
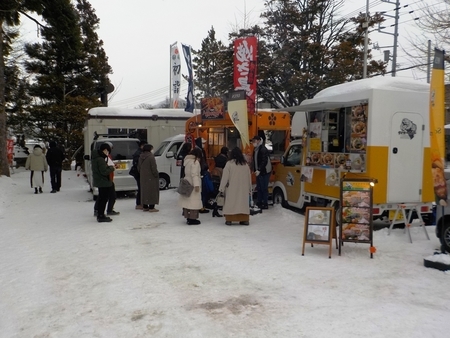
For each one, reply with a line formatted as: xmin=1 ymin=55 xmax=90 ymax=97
xmin=154 ymin=134 xmax=185 ymax=189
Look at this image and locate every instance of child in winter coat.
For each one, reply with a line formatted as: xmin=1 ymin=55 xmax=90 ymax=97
xmin=25 ymin=145 xmax=49 ymax=194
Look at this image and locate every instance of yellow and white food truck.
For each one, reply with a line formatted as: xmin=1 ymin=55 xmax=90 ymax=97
xmin=273 ymin=77 xmax=434 ymax=222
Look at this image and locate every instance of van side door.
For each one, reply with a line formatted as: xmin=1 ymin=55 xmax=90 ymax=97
xmin=168 ymin=141 xmax=183 ymax=183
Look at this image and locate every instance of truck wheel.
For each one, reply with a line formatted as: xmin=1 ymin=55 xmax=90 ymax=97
xmin=159 ymin=174 xmax=170 ymax=190
xmin=441 ymin=222 xmax=450 ymax=253
xmin=273 ymin=188 xmax=287 ymax=208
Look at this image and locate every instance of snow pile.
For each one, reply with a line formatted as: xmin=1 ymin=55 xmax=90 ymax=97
xmin=1 ymin=168 xmax=450 ymax=337
xmin=0 ymin=174 xmax=16 ymax=217
xmin=425 ymin=253 xmax=450 ymax=264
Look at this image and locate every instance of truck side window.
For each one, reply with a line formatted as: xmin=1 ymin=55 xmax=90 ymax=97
xmin=285 ymin=145 xmax=302 ymax=166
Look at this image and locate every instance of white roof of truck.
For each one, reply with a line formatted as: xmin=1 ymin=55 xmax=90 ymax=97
xmin=286 ymin=77 xmax=429 ymax=112
xmin=87 ymin=107 xmax=196 ymax=119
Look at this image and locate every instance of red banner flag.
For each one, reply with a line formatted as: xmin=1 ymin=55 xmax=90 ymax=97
xmin=233 ymin=37 xmax=257 ymax=114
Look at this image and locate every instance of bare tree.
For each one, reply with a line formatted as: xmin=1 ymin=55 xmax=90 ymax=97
xmin=403 ymin=0 xmax=450 ymax=78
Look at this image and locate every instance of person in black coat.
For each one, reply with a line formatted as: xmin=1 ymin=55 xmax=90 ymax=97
xmin=177 ymin=142 xmax=192 ymax=179
xmin=251 ymin=135 xmax=272 ymax=209
xmin=214 ymin=147 xmax=229 ymax=169
xmin=131 ymin=140 xmax=146 ymax=209
xmin=46 ymin=141 xmax=65 ymax=193
xmin=195 ymin=137 xmax=210 ymax=213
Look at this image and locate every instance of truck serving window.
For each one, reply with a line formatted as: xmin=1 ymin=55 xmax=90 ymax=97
xmin=309 ymin=108 xmax=349 ymax=153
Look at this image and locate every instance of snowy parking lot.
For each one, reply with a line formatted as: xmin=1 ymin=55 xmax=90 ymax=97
xmin=0 ymin=168 xmax=449 ymax=337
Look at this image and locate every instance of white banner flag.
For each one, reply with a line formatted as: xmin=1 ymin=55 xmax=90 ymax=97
xmin=170 ymin=42 xmax=181 ymax=108
xmin=228 ymin=90 xmax=249 ymax=148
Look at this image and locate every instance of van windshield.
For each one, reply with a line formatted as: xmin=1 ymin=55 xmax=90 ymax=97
xmin=95 ymin=140 xmax=139 ymax=161
xmin=154 ymin=141 xmax=170 ymax=156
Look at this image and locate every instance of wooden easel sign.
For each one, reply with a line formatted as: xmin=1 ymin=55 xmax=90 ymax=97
xmin=302 ymin=207 xmax=335 ymax=258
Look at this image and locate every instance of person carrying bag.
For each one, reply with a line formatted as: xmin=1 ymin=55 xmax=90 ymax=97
xmin=177 ymin=178 xmax=194 ymax=196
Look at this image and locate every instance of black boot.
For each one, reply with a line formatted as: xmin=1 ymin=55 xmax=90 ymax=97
xmin=38 ymin=187 xmax=43 ymax=193
xmin=212 ymin=208 xmax=222 ymax=217
xmin=187 ymin=218 xmax=201 ymax=225
xmin=34 ymin=188 xmax=38 ymax=194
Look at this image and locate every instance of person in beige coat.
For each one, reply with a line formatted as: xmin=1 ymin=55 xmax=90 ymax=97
xmin=25 ymin=145 xmax=49 ymax=194
xmin=219 ymin=147 xmax=252 ymax=225
xmin=179 ymin=148 xmax=203 ymax=225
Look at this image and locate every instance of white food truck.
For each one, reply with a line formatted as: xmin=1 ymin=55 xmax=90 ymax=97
xmin=83 ymin=107 xmax=193 ymax=196
xmin=273 ymin=77 xmax=434 ymax=223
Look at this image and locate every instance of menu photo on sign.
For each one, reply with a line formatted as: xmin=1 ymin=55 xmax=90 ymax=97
xmin=339 ymin=179 xmax=374 ymax=258
xmin=306 ymin=209 xmax=332 ymax=242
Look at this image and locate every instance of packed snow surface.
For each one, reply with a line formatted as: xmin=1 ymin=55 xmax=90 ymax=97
xmin=1 ymin=168 xmax=449 ymax=337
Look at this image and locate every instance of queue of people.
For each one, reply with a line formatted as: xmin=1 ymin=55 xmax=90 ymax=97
xmin=23 ymin=136 xmax=272 ymax=226
xmin=86 ymin=137 xmax=272 ymax=225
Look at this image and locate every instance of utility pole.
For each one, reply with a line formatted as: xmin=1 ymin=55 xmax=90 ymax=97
xmin=427 ymin=40 xmax=432 ymax=83
xmin=363 ymin=0 xmax=369 ymax=78
xmin=379 ymin=0 xmax=401 ymax=77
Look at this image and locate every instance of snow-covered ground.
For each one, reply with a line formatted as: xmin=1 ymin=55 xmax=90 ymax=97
xmin=0 ymin=168 xmax=449 ymax=338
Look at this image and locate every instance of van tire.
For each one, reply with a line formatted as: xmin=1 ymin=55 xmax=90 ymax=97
xmin=273 ymin=188 xmax=287 ymax=208
xmin=441 ymin=222 xmax=450 ymax=253
xmin=159 ymin=174 xmax=170 ymax=190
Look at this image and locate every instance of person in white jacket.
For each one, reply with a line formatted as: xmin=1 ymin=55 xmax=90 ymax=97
xmin=25 ymin=145 xmax=49 ymax=194
xmin=179 ymin=148 xmax=203 ymax=225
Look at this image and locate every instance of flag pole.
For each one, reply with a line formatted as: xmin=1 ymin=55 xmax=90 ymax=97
xmin=169 ymin=43 xmax=172 ymax=108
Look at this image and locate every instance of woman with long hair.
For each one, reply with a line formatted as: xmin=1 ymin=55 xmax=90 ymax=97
xmin=177 ymin=142 xmax=192 ymax=179
xmin=179 ymin=147 xmax=203 ymax=225
xmin=218 ymin=147 xmax=252 ymax=225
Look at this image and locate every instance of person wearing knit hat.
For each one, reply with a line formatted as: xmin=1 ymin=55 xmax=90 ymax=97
xmin=46 ymin=141 xmax=65 ymax=193
xmin=94 ymin=142 xmax=120 ymax=217
xmin=92 ymin=142 xmax=115 ymax=222
xmin=25 ymin=144 xmax=49 ymax=194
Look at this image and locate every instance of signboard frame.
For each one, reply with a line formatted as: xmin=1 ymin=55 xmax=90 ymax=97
xmin=302 ymin=207 xmax=335 ymax=258
xmin=339 ymin=178 xmax=374 ymax=258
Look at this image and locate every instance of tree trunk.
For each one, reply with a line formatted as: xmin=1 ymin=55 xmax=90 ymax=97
xmin=0 ymin=19 xmax=11 ymax=177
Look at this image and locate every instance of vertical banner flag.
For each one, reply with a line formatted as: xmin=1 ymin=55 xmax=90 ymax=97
xmin=233 ymin=36 xmax=257 ymax=114
xmin=228 ymin=90 xmax=250 ymax=148
xmin=429 ymin=48 xmax=447 ymax=206
xmin=7 ymin=138 xmax=14 ymax=166
xmin=170 ymin=42 xmax=181 ymax=108
xmin=182 ymin=43 xmax=195 ymax=113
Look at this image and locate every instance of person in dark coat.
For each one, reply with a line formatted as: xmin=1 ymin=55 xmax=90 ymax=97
xmin=138 ymin=144 xmax=160 ymax=212
xmin=94 ymin=141 xmax=119 ymax=217
xmin=251 ymin=135 xmax=272 ymax=209
xmin=177 ymin=142 xmax=192 ymax=179
xmin=92 ymin=143 xmax=115 ymax=222
xmin=195 ymin=137 xmax=210 ymax=213
xmin=131 ymin=140 xmax=146 ymax=209
xmin=214 ymin=147 xmax=229 ymax=169
xmin=46 ymin=141 xmax=65 ymax=193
